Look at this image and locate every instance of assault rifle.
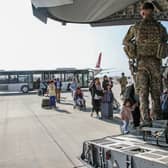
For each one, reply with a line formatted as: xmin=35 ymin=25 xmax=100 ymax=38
xmin=128 ymin=57 xmax=137 ymax=82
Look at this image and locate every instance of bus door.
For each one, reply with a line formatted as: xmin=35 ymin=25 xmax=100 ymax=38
xmin=0 ymin=74 xmax=9 ymax=91
xmin=18 ymin=73 xmax=33 ymax=91
xmin=28 ymin=74 xmax=33 ymax=90
xmin=83 ymin=73 xmax=89 ymax=87
xmin=33 ymin=74 xmax=42 ymax=89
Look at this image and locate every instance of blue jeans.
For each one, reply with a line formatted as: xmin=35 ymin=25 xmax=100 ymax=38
xmin=122 ymin=120 xmax=129 ymax=133
xmin=49 ymin=96 xmax=56 ymax=107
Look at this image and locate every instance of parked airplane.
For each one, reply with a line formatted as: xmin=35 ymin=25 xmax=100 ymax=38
xmin=92 ymin=52 xmax=120 ymax=77
xmin=95 ymin=52 xmax=102 ymax=69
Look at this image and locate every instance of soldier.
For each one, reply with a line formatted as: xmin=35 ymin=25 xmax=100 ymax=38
xmin=119 ymin=72 xmax=128 ymax=96
xmin=123 ymin=2 xmax=168 ymax=126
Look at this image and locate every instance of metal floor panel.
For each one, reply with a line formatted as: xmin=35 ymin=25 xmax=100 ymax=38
xmin=82 ymin=134 xmax=168 ymax=168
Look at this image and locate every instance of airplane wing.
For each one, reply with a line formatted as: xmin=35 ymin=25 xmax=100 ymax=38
xmin=95 ymin=70 xmax=122 ymax=78
xmin=32 ymin=0 xmax=74 ymax=8
xmin=31 ymin=0 xmax=168 ymax=26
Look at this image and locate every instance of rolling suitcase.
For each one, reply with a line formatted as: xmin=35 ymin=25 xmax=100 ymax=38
xmin=41 ymin=98 xmax=50 ymax=108
xmin=101 ymin=103 xmax=113 ymax=119
xmin=101 ymin=91 xmax=113 ymax=119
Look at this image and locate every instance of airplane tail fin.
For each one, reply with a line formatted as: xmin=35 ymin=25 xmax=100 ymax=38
xmin=95 ymin=52 xmax=102 ymax=68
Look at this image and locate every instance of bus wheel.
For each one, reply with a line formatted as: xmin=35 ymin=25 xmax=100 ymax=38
xmin=21 ymin=85 xmax=29 ymax=93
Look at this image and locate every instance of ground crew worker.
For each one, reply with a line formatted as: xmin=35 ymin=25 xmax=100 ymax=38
xmin=119 ymin=72 xmax=128 ymax=96
xmin=123 ymin=2 xmax=168 ymax=126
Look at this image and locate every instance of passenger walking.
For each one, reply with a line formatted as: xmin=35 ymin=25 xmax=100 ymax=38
xmin=38 ymin=81 xmax=47 ymax=96
xmin=47 ymin=80 xmax=56 ymax=108
xmin=108 ymin=77 xmax=113 ymax=89
xmin=90 ymin=78 xmax=103 ymax=118
xmin=70 ymin=78 xmax=78 ymax=98
xmin=102 ymin=75 xmax=109 ymax=91
xmin=89 ymin=79 xmax=96 ymax=112
xmin=55 ymin=78 xmax=62 ymax=103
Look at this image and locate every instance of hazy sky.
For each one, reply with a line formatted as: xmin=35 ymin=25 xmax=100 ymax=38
xmin=0 ymin=1 xmax=167 ymax=75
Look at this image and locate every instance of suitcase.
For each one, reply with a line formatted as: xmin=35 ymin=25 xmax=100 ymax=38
xmin=41 ymin=98 xmax=50 ymax=108
xmin=101 ymin=103 xmax=113 ymax=119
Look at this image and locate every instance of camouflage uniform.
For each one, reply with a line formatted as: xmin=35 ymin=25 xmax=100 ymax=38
xmin=119 ymin=76 xmax=128 ymax=96
xmin=123 ymin=17 xmax=167 ymax=121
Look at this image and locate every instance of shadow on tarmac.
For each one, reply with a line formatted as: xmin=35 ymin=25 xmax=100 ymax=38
xmin=41 ymin=106 xmax=72 ymax=114
xmin=60 ymin=102 xmax=74 ymax=106
xmin=56 ymin=107 xmax=71 ymax=114
xmin=81 ymin=107 xmax=92 ymax=113
xmin=101 ymin=117 xmax=122 ymax=126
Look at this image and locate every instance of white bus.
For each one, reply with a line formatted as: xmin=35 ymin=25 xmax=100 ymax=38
xmin=0 ymin=69 xmax=94 ymax=93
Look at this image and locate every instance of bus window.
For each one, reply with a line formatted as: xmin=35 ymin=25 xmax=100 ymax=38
xmin=0 ymin=75 xmax=9 ymax=84
xmin=9 ymin=75 xmax=18 ymax=83
xmin=60 ymin=73 xmax=65 ymax=82
xmin=65 ymin=73 xmax=74 ymax=82
xmin=33 ymin=74 xmax=42 ymax=81
xmin=76 ymin=73 xmax=82 ymax=87
xmin=44 ymin=73 xmax=50 ymax=81
xmin=89 ymin=71 xmax=94 ymax=81
xmin=18 ymin=75 xmax=29 ymax=83
xmin=54 ymin=74 xmax=61 ymax=80
xmin=83 ymin=73 xmax=88 ymax=87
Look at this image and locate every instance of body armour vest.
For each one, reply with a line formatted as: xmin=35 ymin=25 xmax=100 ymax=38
xmin=135 ymin=19 xmax=161 ymax=57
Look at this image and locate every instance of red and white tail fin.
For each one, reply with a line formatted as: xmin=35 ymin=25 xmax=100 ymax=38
xmin=95 ymin=52 xmax=102 ymax=69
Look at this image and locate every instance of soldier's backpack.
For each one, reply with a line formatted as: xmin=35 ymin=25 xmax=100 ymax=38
xmin=161 ymin=93 xmax=168 ymax=113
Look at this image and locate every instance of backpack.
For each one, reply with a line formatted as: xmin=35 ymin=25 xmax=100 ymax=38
xmin=161 ymin=94 xmax=168 ymax=113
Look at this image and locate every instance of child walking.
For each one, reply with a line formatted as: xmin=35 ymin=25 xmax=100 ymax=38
xmin=120 ymin=98 xmax=135 ymax=134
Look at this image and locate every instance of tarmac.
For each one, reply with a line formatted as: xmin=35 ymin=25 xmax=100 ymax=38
xmin=0 ymin=88 xmax=122 ymax=168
